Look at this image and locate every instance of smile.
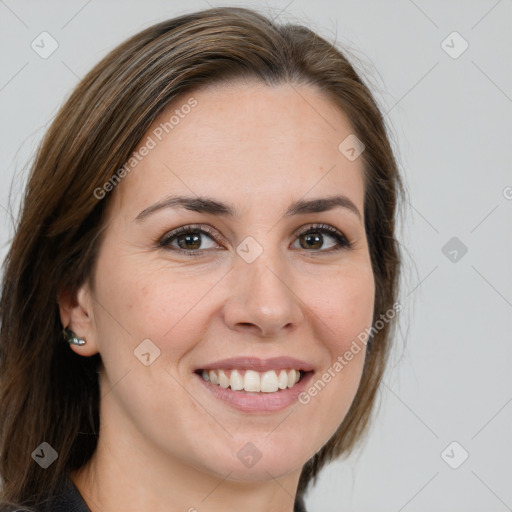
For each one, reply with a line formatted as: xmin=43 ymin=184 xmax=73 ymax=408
xmin=199 ymin=368 xmax=303 ymax=393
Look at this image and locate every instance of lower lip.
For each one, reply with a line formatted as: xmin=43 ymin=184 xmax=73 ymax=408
xmin=195 ymin=371 xmax=314 ymax=413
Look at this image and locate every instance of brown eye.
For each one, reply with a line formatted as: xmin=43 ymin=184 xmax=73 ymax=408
xmin=176 ymin=232 xmax=202 ymax=250
xmin=159 ymin=225 xmax=221 ymax=255
xmin=292 ymin=224 xmax=351 ymax=252
xmin=299 ymin=232 xmax=324 ymax=250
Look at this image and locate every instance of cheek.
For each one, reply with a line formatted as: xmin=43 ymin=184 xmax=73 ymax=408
xmin=93 ymin=254 xmax=224 ymax=360
xmin=307 ymin=260 xmax=375 ymax=351
xmin=295 ymin=261 xmax=375 ymax=424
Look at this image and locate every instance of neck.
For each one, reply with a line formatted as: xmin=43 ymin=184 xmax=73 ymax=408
xmin=70 ymin=454 xmax=301 ymax=512
xmin=69 ymin=398 xmax=302 ymax=512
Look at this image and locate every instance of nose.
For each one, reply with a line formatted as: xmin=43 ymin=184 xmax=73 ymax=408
xmin=222 ymin=248 xmax=304 ymax=338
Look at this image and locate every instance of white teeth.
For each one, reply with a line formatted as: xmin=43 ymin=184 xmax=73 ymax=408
xmin=209 ymin=370 xmax=219 ymax=385
xmin=244 ymin=370 xmax=260 ymax=392
xmin=277 ymin=370 xmax=288 ymax=390
xmin=230 ymin=369 xmax=244 ymax=391
xmin=200 ymin=368 xmax=304 ymax=392
xmin=261 ymin=370 xmax=279 ymax=392
xmin=287 ymin=369 xmax=297 ymax=388
xmin=218 ymin=369 xmax=229 ymax=389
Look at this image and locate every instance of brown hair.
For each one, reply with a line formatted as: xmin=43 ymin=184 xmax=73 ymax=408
xmin=0 ymin=6 xmax=403 ymax=510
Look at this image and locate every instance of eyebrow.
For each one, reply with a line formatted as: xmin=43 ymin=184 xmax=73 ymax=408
xmin=134 ymin=194 xmax=362 ymax=222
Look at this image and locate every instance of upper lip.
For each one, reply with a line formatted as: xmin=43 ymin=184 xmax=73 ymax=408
xmin=195 ymin=356 xmax=314 ymax=373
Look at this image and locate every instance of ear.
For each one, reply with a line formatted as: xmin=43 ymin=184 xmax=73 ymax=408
xmin=58 ymin=282 xmax=99 ymax=357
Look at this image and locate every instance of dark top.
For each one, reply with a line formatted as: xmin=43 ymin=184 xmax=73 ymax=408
xmin=2 ymin=476 xmax=307 ymax=511
xmin=0 ymin=478 xmax=89 ymax=512
xmin=48 ymin=477 xmax=91 ymax=512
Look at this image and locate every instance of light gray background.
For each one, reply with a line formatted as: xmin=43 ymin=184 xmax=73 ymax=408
xmin=1 ymin=1 xmax=511 ymax=511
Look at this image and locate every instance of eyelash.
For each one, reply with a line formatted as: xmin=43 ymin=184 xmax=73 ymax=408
xmin=157 ymin=223 xmax=352 ymax=257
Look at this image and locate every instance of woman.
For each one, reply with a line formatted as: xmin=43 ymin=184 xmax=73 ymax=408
xmin=0 ymin=6 xmax=403 ymax=511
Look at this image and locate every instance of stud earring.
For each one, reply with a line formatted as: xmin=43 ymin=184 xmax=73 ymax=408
xmin=62 ymin=327 xmax=86 ymax=346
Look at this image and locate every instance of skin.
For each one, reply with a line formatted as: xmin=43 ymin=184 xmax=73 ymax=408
xmin=59 ymin=80 xmax=375 ymax=512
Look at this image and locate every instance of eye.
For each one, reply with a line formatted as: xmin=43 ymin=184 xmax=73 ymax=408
xmin=291 ymin=224 xmax=352 ymax=253
xmin=158 ymin=223 xmax=352 ymax=257
xmin=158 ymin=225 xmax=222 ymax=256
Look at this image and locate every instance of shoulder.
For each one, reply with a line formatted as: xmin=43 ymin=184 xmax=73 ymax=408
xmin=45 ymin=477 xmax=91 ymax=512
xmin=0 ymin=504 xmax=36 ymax=511
xmin=0 ymin=477 xmax=90 ymax=512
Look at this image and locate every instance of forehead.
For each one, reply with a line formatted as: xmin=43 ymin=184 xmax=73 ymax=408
xmin=113 ymin=81 xmax=365 ymax=218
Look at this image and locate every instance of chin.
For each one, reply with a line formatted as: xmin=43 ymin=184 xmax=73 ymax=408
xmin=211 ymin=457 xmax=304 ymax=483
xmin=196 ymin=434 xmax=310 ymax=482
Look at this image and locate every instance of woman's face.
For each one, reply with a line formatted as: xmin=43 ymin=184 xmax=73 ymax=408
xmin=68 ymin=81 xmax=375 ymax=482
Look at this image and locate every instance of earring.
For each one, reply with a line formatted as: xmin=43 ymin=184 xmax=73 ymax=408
xmin=62 ymin=327 xmax=86 ymax=346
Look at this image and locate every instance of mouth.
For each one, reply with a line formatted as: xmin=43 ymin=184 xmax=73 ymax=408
xmin=194 ymin=368 xmax=308 ymax=393
xmin=193 ymin=356 xmax=315 ymax=412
